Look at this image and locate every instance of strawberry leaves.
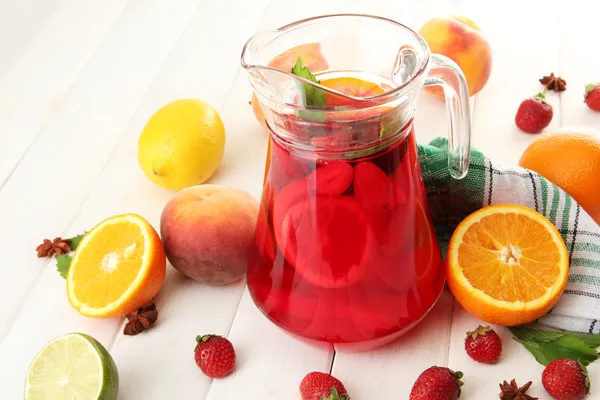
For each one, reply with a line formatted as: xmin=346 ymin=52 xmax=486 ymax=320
xmin=510 ymin=327 xmax=600 ymax=366
xmin=584 ymin=83 xmax=599 ymax=98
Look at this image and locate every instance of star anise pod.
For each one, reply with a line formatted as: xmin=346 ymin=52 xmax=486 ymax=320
xmin=499 ymin=379 xmax=538 ymax=400
xmin=539 ymin=73 xmax=567 ymax=92
xmin=36 ymin=237 xmax=71 ymax=258
xmin=124 ymin=303 xmax=158 ymax=336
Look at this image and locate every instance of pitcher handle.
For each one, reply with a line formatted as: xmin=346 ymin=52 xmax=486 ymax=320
xmin=423 ymin=54 xmax=472 ymax=179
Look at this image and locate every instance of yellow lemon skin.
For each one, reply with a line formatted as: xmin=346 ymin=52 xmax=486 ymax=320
xmin=138 ymin=99 xmax=225 ymax=191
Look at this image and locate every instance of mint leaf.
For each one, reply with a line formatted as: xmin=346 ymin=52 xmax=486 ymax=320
xmin=510 ymin=327 xmax=600 ymax=347
xmin=571 ymin=332 xmax=600 ymax=347
xmin=512 ymin=327 xmax=600 ymax=366
xmin=509 ymin=326 xmax=565 ymax=342
xmin=291 ymin=57 xmax=326 ymax=108
xmin=551 ymin=335 xmax=599 ymax=365
xmin=56 ymin=254 xmax=72 ymax=279
xmin=68 ymin=233 xmax=85 ymax=251
xmin=514 ymin=338 xmax=553 ymax=365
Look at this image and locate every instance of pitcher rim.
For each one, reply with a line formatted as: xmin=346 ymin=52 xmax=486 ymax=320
xmin=240 ymin=13 xmax=431 ymax=107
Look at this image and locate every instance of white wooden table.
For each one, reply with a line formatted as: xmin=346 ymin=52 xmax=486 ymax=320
xmin=1 ymin=0 xmax=599 ymax=398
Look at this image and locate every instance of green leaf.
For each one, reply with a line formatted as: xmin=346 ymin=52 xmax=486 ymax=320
xmin=510 ymin=327 xmax=600 ymax=347
xmin=509 ymin=326 xmax=564 ymax=342
xmin=513 ymin=335 xmax=599 ymax=366
xmin=295 ymin=109 xmax=326 ymax=123
xmin=571 ymin=332 xmax=600 ymax=348
xmin=68 ymin=233 xmax=85 ymax=251
xmin=291 ymin=57 xmax=326 ymax=108
xmin=56 ymin=254 xmax=72 ymax=279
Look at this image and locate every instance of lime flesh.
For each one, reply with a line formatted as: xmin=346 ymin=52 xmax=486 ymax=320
xmin=25 ymin=333 xmax=119 ymax=400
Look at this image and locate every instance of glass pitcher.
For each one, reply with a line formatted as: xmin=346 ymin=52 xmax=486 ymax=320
xmin=242 ymin=14 xmax=471 ymax=348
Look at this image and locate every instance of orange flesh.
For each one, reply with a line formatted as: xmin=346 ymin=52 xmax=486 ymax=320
xmin=321 ymin=77 xmax=385 ymax=107
xmin=72 ymin=221 xmax=146 ymax=307
xmin=457 ymin=212 xmax=561 ymax=302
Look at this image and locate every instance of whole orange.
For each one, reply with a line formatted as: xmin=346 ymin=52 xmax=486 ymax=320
xmin=519 ymin=130 xmax=600 ymax=225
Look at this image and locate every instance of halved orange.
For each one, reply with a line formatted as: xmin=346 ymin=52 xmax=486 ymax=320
xmin=446 ymin=204 xmax=569 ymax=326
xmin=67 ymin=214 xmax=166 ymax=318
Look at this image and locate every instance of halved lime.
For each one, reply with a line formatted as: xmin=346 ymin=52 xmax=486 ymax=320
xmin=25 ymin=333 xmax=119 ymax=400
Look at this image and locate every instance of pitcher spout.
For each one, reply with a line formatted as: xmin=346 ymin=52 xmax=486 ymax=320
xmin=240 ymin=14 xmax=470 ymax=167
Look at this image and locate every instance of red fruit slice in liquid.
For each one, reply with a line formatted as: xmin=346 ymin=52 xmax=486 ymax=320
xmin=306 ymin=161 xmax=354 ymax=195
xmin=269 ymin=143 xmax=313 ymax=189
xmin=355 ymin=161 xmax=409 ymax=250
xmin=273 ymin=162 xmax=354 ymax=258
xmin=277 ymin=197 xmax=373 ymax=289
xmin=413 ymin=200 xmax=442 ymax=288
xmin=354 ymin=162 xmax=395 ymax=210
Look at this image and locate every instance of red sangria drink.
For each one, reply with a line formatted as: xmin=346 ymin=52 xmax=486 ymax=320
xmin=242 ymin=15 xmax=472 ymax=348
xmin=247 ymin=77 xmax=444 ymax=346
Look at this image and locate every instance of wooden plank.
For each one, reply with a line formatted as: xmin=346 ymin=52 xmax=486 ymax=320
xmin=442 ymin=2 xmax=600 ymax=399
xmin=0 ymin=0 xmax=203 ymax=333
xmin=328 ymin=1 xmax=458 ymax=396
xmin=0 ymin=0 xmax=210 ymax=396
xmin=206 ymin=0 xmax=352 ymax=398
xmin=0 ymin=0 xmax=62 ymax=77
xmin=208 ymin=289 xmax=334 ymax=399
xmin=558 ymin=1 xmax=600 ymax=131
xmin=332 ymin=291 xmax=454 ymax=397
xmin=103 ymin=0 xmax=272 ymax=398
xmin=459 ymin=2 xmax=561 ymax=165
xmin=0 ymin=0 xmax=130 ymax=187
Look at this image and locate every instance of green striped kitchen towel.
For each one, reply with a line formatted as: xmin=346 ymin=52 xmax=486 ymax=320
xmin=418 ymin=137 xmax=600 ymax=334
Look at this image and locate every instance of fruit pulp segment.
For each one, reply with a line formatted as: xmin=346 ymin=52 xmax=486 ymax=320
xmin=25 ymin=335 xmax=103 ymax=399
xmin=247 ymin=127 xmax=444 ymax=344
xmin=71 ymin=221 xmax=146 ymax=307
xmin=457 ymin=212 xmax=562 ymax=302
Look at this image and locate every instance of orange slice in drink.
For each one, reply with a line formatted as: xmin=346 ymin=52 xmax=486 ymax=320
xmin=321 ymin=77 xmax=385 ymax=107
xmin=67 ymin=214 xmax=166 ymax=318
xmin=446 ymin=204 xmax=569 ymax=326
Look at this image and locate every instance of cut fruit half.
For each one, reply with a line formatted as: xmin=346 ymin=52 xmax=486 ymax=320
xmin=25 ymin=333 xmax=119 ymax=400
xmin=276 ymin=197 xmax=374 ymax=289
xmin=273 ymin=162 xmax=354 ymax=241
xmin=67 ymin=214 xmax=166 ymax=318
xmin=447 ymin=204 xmax=569 ymax=326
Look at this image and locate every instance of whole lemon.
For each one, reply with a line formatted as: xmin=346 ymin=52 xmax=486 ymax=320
xmin=138 ymin=99 xmax=225 ymax=191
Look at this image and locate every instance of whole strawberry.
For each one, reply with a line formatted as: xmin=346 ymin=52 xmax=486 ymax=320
xmin=464 ymin=325 xmax=502 ymax=364
xmin=542 ymin=359 xmax=589 ymax=400
xmin=515 ymin=92 xmax=553 ymax=133
xmin=584 ymin=83 xmax=600 ymax=111
xmin=409 ymin=366 xmax=463 ymax=400
xmin=299 ymin=371 xmax=349 ymax=400
xmin=194 ymin=334 xmax=236 ymax=378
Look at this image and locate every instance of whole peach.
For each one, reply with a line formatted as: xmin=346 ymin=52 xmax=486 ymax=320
xmin=419 ymin=16 xmax=492 ymax=97
xmin=160 ymin=185 xmax=259 ymax=285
